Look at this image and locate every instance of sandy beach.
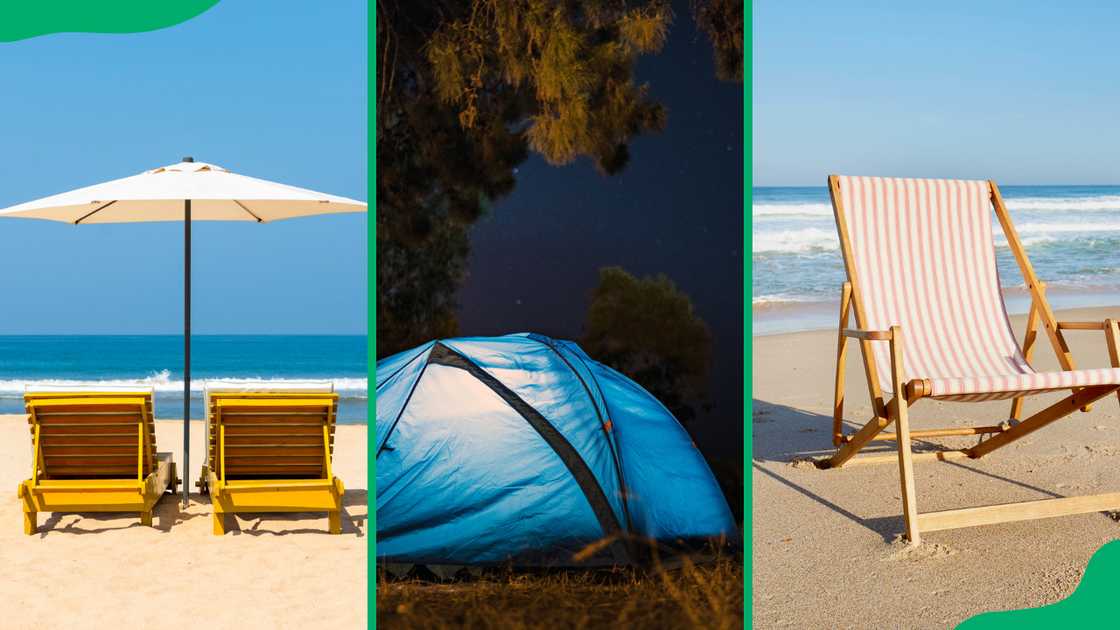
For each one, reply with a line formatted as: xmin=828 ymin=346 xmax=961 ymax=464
xmin=752 ymin=306 xmax=1120 ymax=627
xmin=0 ymin=417 xmax=367 ymax=629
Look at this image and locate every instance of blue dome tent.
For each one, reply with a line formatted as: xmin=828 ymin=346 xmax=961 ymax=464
xmin=376 ymin=333 xmax=736 ymax=566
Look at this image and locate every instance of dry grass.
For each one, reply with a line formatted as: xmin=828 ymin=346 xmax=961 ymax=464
xmin=376 ymin=554 xmax=743 ymax=629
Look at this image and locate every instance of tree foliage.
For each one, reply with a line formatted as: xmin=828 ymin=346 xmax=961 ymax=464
xmin=376 ymin=1 xmax=672 ymax=358
xmin=581 ymin=266 xmax=712 ymax=423
xmin=692 ymin=0 xmax=743 ymax=82
xmin=423 ymin=1 xmax=670 ymax=171
xmin=377 ymin=1 xmax=742 ymax=359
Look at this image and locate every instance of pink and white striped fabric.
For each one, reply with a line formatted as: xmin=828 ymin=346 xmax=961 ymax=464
xmin=835 ymin=175 xmax=1120 ymax=402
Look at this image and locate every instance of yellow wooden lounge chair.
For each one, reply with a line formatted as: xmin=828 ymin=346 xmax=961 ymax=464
xmin=18 ymin=390 xmax=178 ymax=534
xmin=198 ymin=388 xmax=345 ymax=535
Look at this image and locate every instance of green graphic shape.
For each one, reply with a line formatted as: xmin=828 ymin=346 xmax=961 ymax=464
xmin=0 ymin=1 xmax=219 ymax=42
xmin=959 ymin=539 xmax=1120 ymax=627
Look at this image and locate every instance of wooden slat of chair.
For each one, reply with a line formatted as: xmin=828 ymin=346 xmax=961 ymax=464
xmin=44 ymin=451 xmax=136 ymax=460
xmin=209 ymin=424 xmax=335 ymax=472
xmin=39 ymin=425 xmax=139 ymax=435
xmin=211 ymin=395 xmax=336 ymax=481
xmin=225 ymin=455 xmax=325 ymax=464
xmin=42 ymin=434 xmax=136 ymax=445
xmin=224 ymin=435 xmax=326 ymax=445
xmin=223 ymin=465 xmax=326 ymax=476
xmin=210 ymin=392 xmax=337 ymax=400
xmin=46 ymin=469 xmax=139 ymax=477
xmin=36 ymin=413 xmax=144 ymax=423
xmin=220 ymin=425 xmax=330 ymax=435
xmin=221 ymin=444 xmax=325 ymax=456
xmin=29 ymin=396 xmax=155 ymax=479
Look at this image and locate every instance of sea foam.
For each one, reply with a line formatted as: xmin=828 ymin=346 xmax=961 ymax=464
xmin=753 ymin=186 xmax=1120 ymax=308
xmin=0 ymin=370 xmax=368 ymax=399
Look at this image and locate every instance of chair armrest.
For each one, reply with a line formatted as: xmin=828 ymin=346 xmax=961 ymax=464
xmin=842 ymin=328 xmax=892 ymax=341
xmin=1057 ymin=321 xmax=1107 ymax=331
xmin=1049 ymin=319 xmax=1120 ymax=414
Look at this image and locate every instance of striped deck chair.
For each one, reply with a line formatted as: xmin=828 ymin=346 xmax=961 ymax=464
xmin=17 ymin=389 xmax=178 ymax=534
xmin=198 ymin=383 xmax=345 ymax=535
xmin=826 ymin=175 xmax=1120 ymax=544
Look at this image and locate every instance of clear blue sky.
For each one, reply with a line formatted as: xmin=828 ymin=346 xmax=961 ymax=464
xmin=0 ymin=1 xmax=366 ymax=334
xmin=753 ymin=1 xmax=1120 ymax=186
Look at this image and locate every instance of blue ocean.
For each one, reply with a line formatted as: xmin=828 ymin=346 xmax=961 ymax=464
xmin=0 ymin=335 xmax=367 ymax=421
xmin=754 ymin=185 xmax=1120 ymax=333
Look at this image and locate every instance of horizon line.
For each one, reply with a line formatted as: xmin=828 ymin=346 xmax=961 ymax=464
xmin=753 ymin=182 xmax=1120 ymax=189
xmin=0 ymin=332 xmax=368 ymax=337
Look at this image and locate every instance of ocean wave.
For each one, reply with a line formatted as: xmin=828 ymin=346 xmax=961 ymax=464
xmin=1004 ymin=196 xmax=1120 ymax=212
xmin=1015 ymin=221 xmax=1120 ymax=234
xmin=752 ymin=202 xmax=833 ymax=217
xmin=752 ymin=294 xmax=827 ymax=306
xmin=754 ymin=195 xmax=1120 ymax=218
xmin=755 ymin=221 xmax=1120 ymax=254
xmin=753 ymin=227 xmax=838 ymax=253
xmin=1018 ymin=235 xmax=1058 ymax=247
xmin=0 ymin=370 xmax=368 ymax=399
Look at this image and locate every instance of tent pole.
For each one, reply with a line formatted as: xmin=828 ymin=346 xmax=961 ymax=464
xmin=183 ymin=198 xmax=191 ymax=507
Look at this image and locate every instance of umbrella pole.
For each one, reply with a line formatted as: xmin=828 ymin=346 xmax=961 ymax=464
xmin=183 ymin=198 xmax=191 ymax=507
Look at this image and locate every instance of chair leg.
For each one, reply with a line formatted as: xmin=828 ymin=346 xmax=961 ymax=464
xmin=212 ymin=511 xmax=228 ymax=535
xmin=894 ymin=398 xmax=921 ymax=545
xmin=168 ymin=462 xmax=178 ymax=495
xmin=833 ymin=282 xmax=852 ymax=446
xmin=1011 ymin=301 xmax=1042 ymax=421
xmin=1105 ymin=319 xmax=1120 ymax=409
xmin=23 ymin=510 xmax=36 ymax=535
xmin=889 ymin=326 xmax=921 ymax=545
xmin=140 ymin=511 xmax=153 ymax=527
xmin=328 ymin=511 xmax=342 ymax=535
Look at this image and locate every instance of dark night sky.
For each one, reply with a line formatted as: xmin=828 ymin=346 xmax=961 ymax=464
xmin=456 ymin=2 xmax=744 ymax=460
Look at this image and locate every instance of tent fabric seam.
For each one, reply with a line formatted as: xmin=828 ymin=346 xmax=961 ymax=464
xmin=375 ymin=353 xmax=433 ymax=456
xmin=527 ymin=334 xmax=634 ymax=534
xmin=374 ymin=344 xmax=430 ymax=395
xmin=426 ymin=342 xmax=631 ymax=564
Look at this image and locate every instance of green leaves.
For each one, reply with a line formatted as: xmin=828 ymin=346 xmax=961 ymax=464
xmin=582 ymin=267 xmax=712 ymax=424
xmin=377 ymin=1 xmax=675 ymax=357
xmin=692 ymin=0 xmax=744 ymax=82
xmin=420 ymin=0 xmax=669 ymax=170
xmin=376 ymin=1 xmax=737 ymax=357
xmin=619 ymin=5 xmax=672 ymax=53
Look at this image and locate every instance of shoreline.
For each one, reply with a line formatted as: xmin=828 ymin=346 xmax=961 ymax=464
xmin=753 ymin=290 xmax=1120 ymax=336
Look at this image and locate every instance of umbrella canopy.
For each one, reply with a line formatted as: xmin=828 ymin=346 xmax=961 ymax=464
xmin=0 ymin=158 xmax=366 ymax=506
xmin=0 ymin=159 xmax=365 ymax=223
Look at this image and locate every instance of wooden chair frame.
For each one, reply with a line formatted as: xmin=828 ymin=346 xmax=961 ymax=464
xmin=200 ymin=392 xmax=345 ymax=535
xmin=826 ymin=175 xmax=1120 ymax=544
xmin=18 ymin=391 xmax=177 ymax=534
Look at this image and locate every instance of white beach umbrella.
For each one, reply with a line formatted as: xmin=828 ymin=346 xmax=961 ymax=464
xmin=0 ymin=158 xmax=367 ymax=505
